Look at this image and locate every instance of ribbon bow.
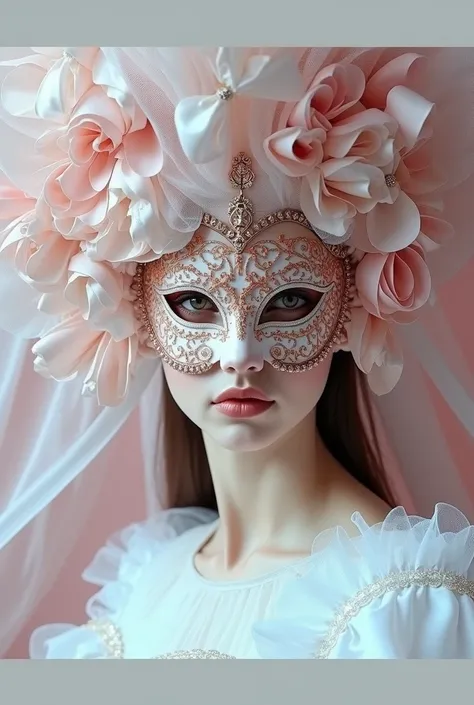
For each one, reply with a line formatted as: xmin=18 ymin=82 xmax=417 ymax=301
xmin=174 ymin=48 xmax=305 ymax=164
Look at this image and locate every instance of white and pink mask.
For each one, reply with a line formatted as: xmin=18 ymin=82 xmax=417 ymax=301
xmin=135 ymin=154 xmax=353 ymax=374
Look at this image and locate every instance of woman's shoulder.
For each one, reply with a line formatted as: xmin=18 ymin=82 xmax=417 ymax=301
xmin=312 ymin=470 xmax=393 ymax=540
xmin=253 ymin=502 xmax=474 ymax=659
xmin=29 ymin=506 xmax=217 ymax=659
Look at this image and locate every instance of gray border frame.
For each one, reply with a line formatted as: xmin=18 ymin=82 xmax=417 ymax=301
xmin=1 ymin=660 xmax=473 ymax=703
xmin=2 ymin=0 xmax=474 ymax=700
xmin=2 ymin=0 xmax=474 ymax=44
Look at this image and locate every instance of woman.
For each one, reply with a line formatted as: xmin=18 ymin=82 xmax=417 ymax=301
xmin=0 ymin=47 xmax=473 ymax=659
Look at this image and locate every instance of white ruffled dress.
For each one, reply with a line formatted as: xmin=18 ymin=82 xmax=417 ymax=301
xmin=30 ymin=504 xmax=474 ymax=659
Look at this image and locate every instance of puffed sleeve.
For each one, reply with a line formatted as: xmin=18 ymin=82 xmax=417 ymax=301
xmin=29 ymin=507 xmax=217 ymax=659
xmin=252 ymin=503 xmax=474 ymax=659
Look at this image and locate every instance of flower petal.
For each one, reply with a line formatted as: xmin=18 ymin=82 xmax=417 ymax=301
xmin=264 ymin=126 xmax=325 ymax=177
xmin=367 ymin=328 xmax=404 ymax=395
xmin=417 ymin=208 xmax=454 ymax=252
xmin=65 ymin=253 xmax=124 ymax=319
xmin=32 ymin=312 xmax=102 ymax=380
xmin=324 ymin=108 xmax=397 ymax=167
xmin=366 ymin=190 xmax=420 ymax=251
xmin=300 ymin=168 xmax=355 ymax=238
xmin=83 ymin=333 xmax=138 ymax=406
xmin=348 ymin=307 xmax=389 ymax=373
xmin=364 ymin=53 xmax=423 ymax=109
xmin=124 ymin=121 xmax=163 ymax=178
xmin=386 ymin=86 xmax=434 ymax=152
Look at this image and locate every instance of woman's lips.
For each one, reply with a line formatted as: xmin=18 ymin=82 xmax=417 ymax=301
xmin=212 ymin=387 xmax=274 ymax=418
xmin=214 ymin=399 xmax=275 ymax=418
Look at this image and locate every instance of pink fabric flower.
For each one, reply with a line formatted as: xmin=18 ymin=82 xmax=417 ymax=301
xmin=32 ymin=311 xmax=102 ymax=381
xmin=39 ymin=82 xmax=162 ymax=235
xmin=355 ymin=242 xmax=431 ymax=323
xmin=38 ymin=85 xmax=127 ymax=233
xmin=32 ymin=308 xmax=140 ymax=406
xmin=267 ymin=62 xmax=400 ymax=239
xmin=300 ymin=157 xmax=388 ymax=237
xmin=289 ymin=63 xmax=366 ymax=130
xmin=65 ymin=253 xmax=137 ymax=340
xmin=348 ymin=307 xmax=403 ymax=394
xmin=323 ymin=109 xmax=397 ymax=168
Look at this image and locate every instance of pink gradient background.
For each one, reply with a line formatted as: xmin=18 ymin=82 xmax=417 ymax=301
xmin=4 ymin=261 xmax=473 ymax=659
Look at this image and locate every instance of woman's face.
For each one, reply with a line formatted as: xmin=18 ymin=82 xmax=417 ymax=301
xmin=145 ymin=221 xmax=347 ymax=452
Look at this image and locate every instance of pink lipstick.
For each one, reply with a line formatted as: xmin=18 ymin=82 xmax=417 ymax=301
xmin=212 ymin=387 xmax=274 ymax=419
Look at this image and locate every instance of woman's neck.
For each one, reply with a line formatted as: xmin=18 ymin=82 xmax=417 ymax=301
xmin=201 ymin=410 xmax=346 ymax=571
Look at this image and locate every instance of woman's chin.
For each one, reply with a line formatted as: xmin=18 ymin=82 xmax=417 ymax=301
xmin=206 ymin=422 xmax=283 ymax=453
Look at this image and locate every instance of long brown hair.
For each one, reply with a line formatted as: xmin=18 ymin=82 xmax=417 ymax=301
xmin=158 ymin=351 xmax=397 ymax=511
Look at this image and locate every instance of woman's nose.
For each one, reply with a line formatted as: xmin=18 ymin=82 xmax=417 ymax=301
xmin=219 ymin=337 xmax=264 ymax=374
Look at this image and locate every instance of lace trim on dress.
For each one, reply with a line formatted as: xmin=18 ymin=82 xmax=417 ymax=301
xmin=316 ymin=567 xmax=474 ymax=658
xmin=85 ymin=619 xmax=125 ymax=659
xmin=84 ymin=619 xmax=236 ymax=659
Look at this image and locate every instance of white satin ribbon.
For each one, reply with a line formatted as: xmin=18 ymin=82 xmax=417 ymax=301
xmin=174 ymin=48 xmax=305 ymax=164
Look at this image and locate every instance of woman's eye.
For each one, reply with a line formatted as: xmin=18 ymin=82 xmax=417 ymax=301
xmin=165 ymin=292 xmax=221 ymax=322
xmin=180 ymin=296 xmax=214 ymax=312
xmin=260 ymin=289 xmax=323 ymax=324
xmin=272 ymin=293 xmax=307 ymax=310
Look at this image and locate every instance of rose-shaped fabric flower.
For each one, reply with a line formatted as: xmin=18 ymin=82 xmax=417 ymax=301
xmin=0 ymin=49 xmax=99 ymax=205
xmin=267 ymin=62 xmax=396 ymax=240
xmin=348 ymin=307 xmax=403 ymax=394
xmin=288 ymin=63 xmax=366 ymax=130
xmin=355 ymin=242 xmax=431 ymax=323
xmin=1 ymin=215 xmax=79 ymax=290
xmin=39 ymin=83 xmax=162 ymax=236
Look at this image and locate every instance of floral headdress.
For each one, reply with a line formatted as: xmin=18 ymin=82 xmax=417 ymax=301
xmin=0 ymin=47 xmax=469 ymax=405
